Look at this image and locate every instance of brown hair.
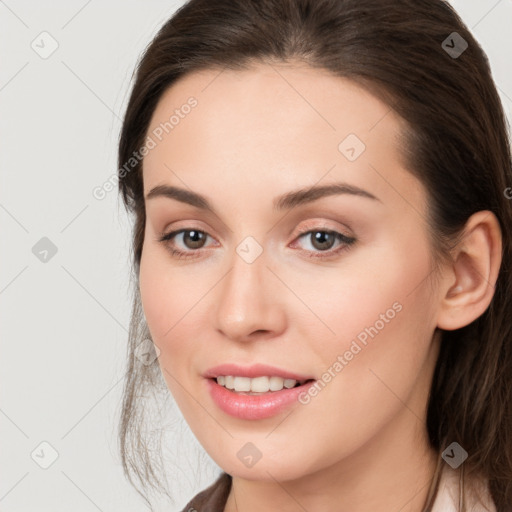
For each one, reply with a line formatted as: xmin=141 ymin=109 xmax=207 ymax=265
xmin=116 ymin=0 xmax=512 ymax=509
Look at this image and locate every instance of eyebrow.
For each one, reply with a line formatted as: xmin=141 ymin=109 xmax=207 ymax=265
xmin=145 ymin=182 xmax=381 ymax=213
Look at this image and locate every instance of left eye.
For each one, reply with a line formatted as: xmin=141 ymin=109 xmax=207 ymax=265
xmin=296 ymin=229 xmax=352 ymax=252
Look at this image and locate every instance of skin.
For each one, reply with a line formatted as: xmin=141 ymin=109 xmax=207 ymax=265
xmin=138 ymin=60 xmax=502 ymax=511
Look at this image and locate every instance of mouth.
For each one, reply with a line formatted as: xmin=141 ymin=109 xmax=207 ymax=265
xmin=206 ymin=375 xmax=317 ymax=420
xmin=203 ymin=364 xmax=317 ymax=419
xmin=209 ymin=376 xmax=316 ymax=395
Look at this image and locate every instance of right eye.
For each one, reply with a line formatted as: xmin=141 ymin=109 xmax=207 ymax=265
xmin=157 ymin=228 xmax=216 ymax=259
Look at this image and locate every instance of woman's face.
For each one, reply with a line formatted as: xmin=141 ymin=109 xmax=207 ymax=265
xmin=139 ymin=61 xmax=443 ymax=482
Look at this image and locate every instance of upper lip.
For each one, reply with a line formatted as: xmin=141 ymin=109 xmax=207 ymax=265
xmin=203 ymin=363 xmax=315 ymax=381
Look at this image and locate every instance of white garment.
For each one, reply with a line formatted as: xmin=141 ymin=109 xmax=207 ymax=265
xmin=431 ymin=464 xmax=496 ymax=512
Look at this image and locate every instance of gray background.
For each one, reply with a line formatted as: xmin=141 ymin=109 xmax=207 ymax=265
xmin=1 ymin=1 xmax=511 ymax=511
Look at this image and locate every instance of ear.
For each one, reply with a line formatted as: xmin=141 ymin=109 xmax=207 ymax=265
xmin=436 ymin=210 xmax=502 ymax=331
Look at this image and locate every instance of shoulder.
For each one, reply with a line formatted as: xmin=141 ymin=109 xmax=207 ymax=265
xmin=431 ymin=464 xmax=496 ymax=512
xmin=179 ymin=472 xmax=232 ymax=512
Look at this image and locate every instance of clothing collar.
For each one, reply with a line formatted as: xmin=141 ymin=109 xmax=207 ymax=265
xmin=431 ymin=465 xmax=496 ymax=512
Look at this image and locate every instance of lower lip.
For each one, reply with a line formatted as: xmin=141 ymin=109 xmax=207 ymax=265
xmin=206 ymin=378 xmax=316 ymax=420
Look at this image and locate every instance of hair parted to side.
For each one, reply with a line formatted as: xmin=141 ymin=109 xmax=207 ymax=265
xmin=116 ymin=0 xmax=512 ymax=509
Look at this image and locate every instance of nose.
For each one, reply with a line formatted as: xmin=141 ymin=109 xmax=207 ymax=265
xmin=213 ymin=245 xmax=287 ymax=343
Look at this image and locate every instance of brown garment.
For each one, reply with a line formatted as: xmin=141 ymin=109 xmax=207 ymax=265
xmin=180 ymin=472 xmax=232 ymax=512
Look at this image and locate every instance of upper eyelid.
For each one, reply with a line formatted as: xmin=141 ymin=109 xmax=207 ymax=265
xmin=162 ymin=216 xmax=353 ymax=239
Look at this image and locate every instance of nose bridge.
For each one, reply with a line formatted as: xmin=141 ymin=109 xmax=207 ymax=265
xmin=213 ymin=238 xmax=283 ymax=340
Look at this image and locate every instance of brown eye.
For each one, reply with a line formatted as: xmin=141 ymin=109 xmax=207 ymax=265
xmin=181 ymin=230 xmax=207 ymax=249
xmin=158 ymin=228 xmax=211 ymax=254
xmin=309 ymin=231 xmax=337 ymax=251
xmin=293 ymin=228 xmax=356 ymax=259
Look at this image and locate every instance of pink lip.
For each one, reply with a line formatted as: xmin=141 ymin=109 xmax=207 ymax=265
xmin=205 ymin=378 xmax=316 ymax=420
xmin=203 ymin=363 xmax=314 ymax=381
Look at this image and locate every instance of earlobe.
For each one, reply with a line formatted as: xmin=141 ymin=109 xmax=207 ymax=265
xmin=436 ymin=211 xmax=502 ymax=331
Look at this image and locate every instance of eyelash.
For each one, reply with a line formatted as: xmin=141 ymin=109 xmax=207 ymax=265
xmin=156 ymin=226 xmax=356 ymax=261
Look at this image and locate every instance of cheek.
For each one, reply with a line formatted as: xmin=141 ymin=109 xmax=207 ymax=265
xmin=139 ymin=250 xmax=172 ymax=340
xmin=282 ymin=229 xmax=434 ymax=351
xmin=276 ymin=241 xmax=437 ymax=466
xmin=139 ymin=246 xmax=191 ymax=359
xmin=138 ymin=245 xmax=213 ymax=384
xmin=299 ymin=227 xmax=434 ymax=374
xmin=305 ymin=232 xmax=437 ymax=414
xmin=139 ymin=235 xmax=199 ymax=337
xmin=139 ymin=256 xmax=200 ymax=416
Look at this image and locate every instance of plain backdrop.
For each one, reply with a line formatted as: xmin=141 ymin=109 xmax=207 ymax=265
xmin=1 ymin=1 xmax=511 ymax=511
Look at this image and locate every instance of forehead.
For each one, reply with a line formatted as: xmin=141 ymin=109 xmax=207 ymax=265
xmin=146 ymin=60 xmax=398 ymax=142
xmin=142 ymin=60 xmax=424 ymax=215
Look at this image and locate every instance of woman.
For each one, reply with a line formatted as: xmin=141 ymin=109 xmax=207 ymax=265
xmin=117 ymin=0 xmax=512 ymax=510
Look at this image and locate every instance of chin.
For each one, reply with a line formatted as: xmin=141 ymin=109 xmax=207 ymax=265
xmin=213 ymin=449 xmax=318 ymax=483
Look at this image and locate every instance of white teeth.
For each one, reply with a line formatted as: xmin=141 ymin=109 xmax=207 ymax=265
xmin=269 ymin=376 xmax=284 ymax=391
xmin=250 ymin=376 xmax=270 ymax=392
xmin=215 ymin=375 xmax=306 ymax=392
xmin=283 ymin=378 xmax=297 ymax=389
xmin=225 ymin=376 xmax=235 ymax=389
xmin=233 ymin=376 xmax=251 ymax=392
